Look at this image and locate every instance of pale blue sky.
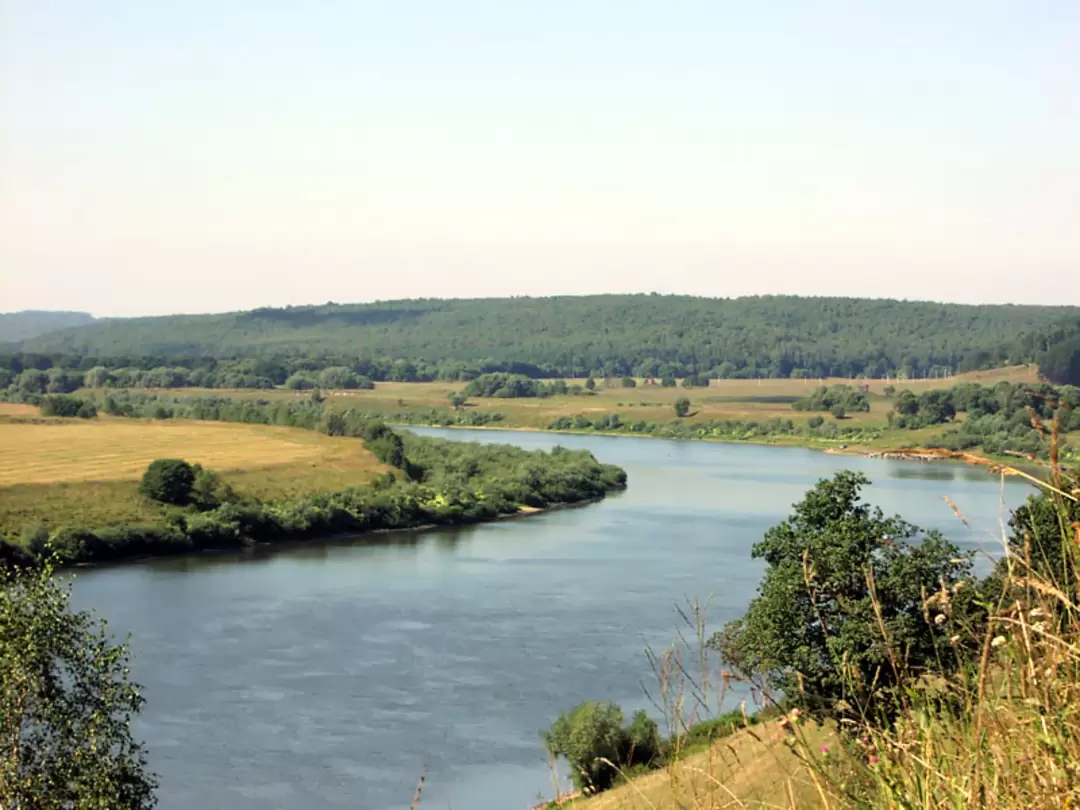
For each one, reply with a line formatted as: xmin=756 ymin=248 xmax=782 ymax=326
xmin=2 ymin=1 xmax=1077 ymax=316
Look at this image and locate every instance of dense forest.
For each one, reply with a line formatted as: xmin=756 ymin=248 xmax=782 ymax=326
xmin=10 ymin=295 xmax=1080 ymax=380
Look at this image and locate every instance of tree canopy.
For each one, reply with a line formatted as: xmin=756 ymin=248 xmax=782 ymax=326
xmin=10 ymin=295 xmax=1078 ymax=380
xmin=711 ymin=471 xmax=977 ymax=716
xmin=0 ymin=560 xmax=156 ymax=808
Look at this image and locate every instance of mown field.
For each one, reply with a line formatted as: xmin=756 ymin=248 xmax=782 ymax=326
xmin=0 ymin=410 xmax=388 ymax=534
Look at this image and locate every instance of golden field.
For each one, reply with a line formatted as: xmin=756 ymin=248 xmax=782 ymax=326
xmin=0 ymin=416 xmax=388 ymax=534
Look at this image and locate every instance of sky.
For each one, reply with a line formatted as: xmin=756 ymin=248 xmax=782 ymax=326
xmin=2 ymin=1 xmax=1078 ymax=317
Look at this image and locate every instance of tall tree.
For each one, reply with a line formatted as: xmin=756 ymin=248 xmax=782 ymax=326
xmin=0 ymin=560 xmax=156 ymax=808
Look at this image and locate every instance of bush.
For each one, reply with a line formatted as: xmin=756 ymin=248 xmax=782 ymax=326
xmin=674 ymin=396 xmax=691 ymax=418
xmin=39 ymin=395 xmax=97 ymax=419
xmin=542 ymin=702 xmax=659 ymax=793
xmin=139 ymin=459 xmax=196 ymax=505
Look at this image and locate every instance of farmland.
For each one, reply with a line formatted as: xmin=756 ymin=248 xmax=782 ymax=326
xmin=0 ymin=415 xmax=388 ymax=534
xmin=103 ymin=364 xmax=1039 ymax=436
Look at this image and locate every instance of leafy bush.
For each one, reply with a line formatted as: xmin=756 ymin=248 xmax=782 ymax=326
xmin=543 ymin=702 xmax=659 ymax=793
xmin=674 ymin=396 xmax=690 ymax=417
xmin=139 ymin=459 xmax=196 ymax=505
xmin=39 ymin=395 xmax=97 ymax=418
xmin=793 ymin=384 xmax=870 ymax=414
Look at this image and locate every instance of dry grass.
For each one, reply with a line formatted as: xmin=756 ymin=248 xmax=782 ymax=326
xmin=0 ymin=417 xmax=389 ymax=533
xmin=556 ymin=722 xmax=834 ymax=810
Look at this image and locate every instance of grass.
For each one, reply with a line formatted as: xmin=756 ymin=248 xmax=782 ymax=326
xmin=553 ymin=721 xmax=835 ymax=810
xmin=0 ymin=417 xmax=389 ymax=534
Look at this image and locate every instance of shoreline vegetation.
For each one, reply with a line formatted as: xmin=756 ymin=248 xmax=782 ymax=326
xmin=0 ymin=400 xmax=627 ymax=567
xmin=2 ymin=365 xmax=1076 ymax=564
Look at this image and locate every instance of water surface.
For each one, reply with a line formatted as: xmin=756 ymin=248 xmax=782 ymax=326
xmin=71 ymin=430 xmax=1030 ymax=810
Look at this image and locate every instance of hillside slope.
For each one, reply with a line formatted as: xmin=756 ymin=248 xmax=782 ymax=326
xmin=17 ymin=295 xmax=1077 ymax=378
xmin=0 ymin=310 xmax=96 ymax=343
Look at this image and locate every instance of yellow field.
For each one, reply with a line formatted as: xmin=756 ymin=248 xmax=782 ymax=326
xmin=0 ymin=418 xmax=389 ymax=533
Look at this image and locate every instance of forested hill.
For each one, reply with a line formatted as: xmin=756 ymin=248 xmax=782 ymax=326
xmin=16 ymin=296 xmax=1079 ymax=379
xmin=0 ymin=311 xmax=96 ymax=343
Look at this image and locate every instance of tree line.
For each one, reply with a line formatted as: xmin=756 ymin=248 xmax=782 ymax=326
xmin=10 ymin=294 xmax=1079 ymax=380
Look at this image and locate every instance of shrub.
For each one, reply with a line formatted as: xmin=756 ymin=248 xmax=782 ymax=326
xmin=674 ymin=397 xmax=691 ymax=418
xmin=542 ymin=702 xmax=659 ymax=793
xmin=139 ymin=459 xmax=196 ymax=505
xmin=39 ymin=395 xmax=97 ymax=419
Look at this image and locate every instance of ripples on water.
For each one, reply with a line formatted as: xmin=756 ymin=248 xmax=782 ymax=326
xmin=72 ymin=430 xmax=1031 ymax=810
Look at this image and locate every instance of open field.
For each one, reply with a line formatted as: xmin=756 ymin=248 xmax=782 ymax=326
xmin=0 ymin=418 xmax=388 ymax=534
xmin=551 ymin=720 xmax=834 ymax=810
xmin=109 ymin=365 xmax=1039 ymax=434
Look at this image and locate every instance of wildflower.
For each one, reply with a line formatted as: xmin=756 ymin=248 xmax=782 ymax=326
xmin=991 ymin=636 xmax=1007 ymax=648
xmin=869 ymin=755 xmax=879 ymax=766
xmin=934 ymin=613 xmax=947 ymax=625
xmin=820 ymin=745 xmax=830 ymax=755
xmin=949 ymin=635 xmax=960 ymax=645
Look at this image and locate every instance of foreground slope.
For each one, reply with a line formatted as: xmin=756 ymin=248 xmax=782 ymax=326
xmin=17 ymin=295 xmax=1079 ymax=378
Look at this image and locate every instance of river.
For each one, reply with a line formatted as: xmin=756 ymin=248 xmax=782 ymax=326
xmin=70 ymin=429 xmax=1031 ymax=810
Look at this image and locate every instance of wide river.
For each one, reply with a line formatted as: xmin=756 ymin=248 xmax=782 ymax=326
xmin=72 ymin=429 xmax=1031 ymax=810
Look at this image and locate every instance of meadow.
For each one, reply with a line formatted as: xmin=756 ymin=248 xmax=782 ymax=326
xmin=0 ymin=408 xmax=388 ymax=534
xmin=111 ymin=365 xmax=1040 ymax=434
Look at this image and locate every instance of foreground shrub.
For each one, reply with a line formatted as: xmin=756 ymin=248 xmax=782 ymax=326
xmin=543 ymin=702 xmax=659 ymax=793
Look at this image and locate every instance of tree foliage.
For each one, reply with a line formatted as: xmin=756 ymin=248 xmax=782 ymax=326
xmin=792 ymin=384 xmax=870 ymax=414
xmin=0 ymin=560 xmax=156 ymax=808
xmin=711 ymin=472 xmax=978 ymax=717
xmin=139 ymin=459 xmax=196 ymax=505
xmin=11 ymin=295 xmax=1077 ymax=380
xmin=542 ymin=702 xmax=659 ymax=793
xmin=674 ymin=396 xmax=691 ymax=417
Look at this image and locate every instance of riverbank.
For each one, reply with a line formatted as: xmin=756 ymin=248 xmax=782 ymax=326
xmin=399 ymin=421 xmax=1034 ymax=474
xmin=0 ymin=414 xmax=627 ymax=566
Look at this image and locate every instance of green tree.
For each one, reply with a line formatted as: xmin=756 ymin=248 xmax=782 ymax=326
xmin=585 ymin=377 xmax=596 ymax=391
xmin=448 ymin=391 xmax=468 ymax=409
xmin=189 ymin=465 xmax=235 ymax=510
xmin=882 ymin=385 xmax=896 ymax=397
xmin=139 ymin=458 xmax=196 ymax=505
xmin=674 ymin=396 xmax=691 ymax=417
xmin=711 ymin=472 xmax=976 ymax=717
xmin=542 ymin=702 xmax=658 ymax=793
xmin=620 ymin=376 xmax=637 ymax=388
xmin=0 ymin=559 xmax=156 ymax=808
xmin=660 ymin=376 xmax=676 ymax=388
xmin=829 ymin=403 xmax=846 ymax=420
xmin=284 ymin=373 xmax=317 ymax=390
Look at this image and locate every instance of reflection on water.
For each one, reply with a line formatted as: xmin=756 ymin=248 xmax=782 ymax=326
xmin=71 ymin=430 xmax=1032 ymax=810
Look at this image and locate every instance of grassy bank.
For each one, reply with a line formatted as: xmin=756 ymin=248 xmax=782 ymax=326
xmin=0 ymin=404 xmax=626 ymax=564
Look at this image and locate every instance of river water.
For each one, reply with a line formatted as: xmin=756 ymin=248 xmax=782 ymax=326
xmin=70 ymin=429 xmax=1031 ymax=810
